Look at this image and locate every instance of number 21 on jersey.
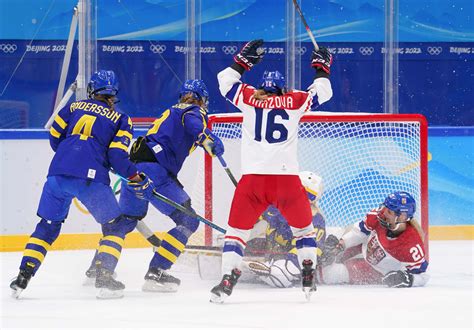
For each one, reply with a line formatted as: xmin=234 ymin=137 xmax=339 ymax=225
xmin=254 ymin=109 xmax=289 ymax=143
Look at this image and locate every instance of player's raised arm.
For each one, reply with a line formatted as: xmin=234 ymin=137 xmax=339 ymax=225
xmin=217 ymin=39 xmax=265 ymax=103
xmin=307 ymin=47 xmax=333 ymax=107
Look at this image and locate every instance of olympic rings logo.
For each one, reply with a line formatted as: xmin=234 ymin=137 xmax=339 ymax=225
xmin=427 ymin=47 xmax=442 ymax=55
xmin=222 ymin=45 xmax=238 ymax=55
xmin=0 ymin=44 xmax=17 ymax=53
xmin=150 ymin=44 xmax=166 ymax=54
xmin=359 ymin=47 xmax=374 ymax=56
xmin=296 ymin=46 xmax=307 ymax=55
xmin=73 ymin=179 xmax=122 ymax=215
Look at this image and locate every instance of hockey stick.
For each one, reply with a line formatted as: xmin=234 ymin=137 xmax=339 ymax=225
xmin=217 ymin=155 xmax=238 ymax=187
xmin=292 ymin=0 xmax=319 ymax=50
xmin=116 ymin=173 xmax=226 ymax=234
xmin=135 ymin=221 xmax=162 ymax=247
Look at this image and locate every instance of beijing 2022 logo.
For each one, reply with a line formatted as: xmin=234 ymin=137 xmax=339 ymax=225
xmin=150 ymin=44 xmax=166 ymax=54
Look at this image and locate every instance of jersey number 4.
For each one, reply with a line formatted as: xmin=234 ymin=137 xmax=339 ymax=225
xmin=72 ymin=114 xmax=97 ymax=140
xmin=254 ymin=109 xmax=289 ymax=143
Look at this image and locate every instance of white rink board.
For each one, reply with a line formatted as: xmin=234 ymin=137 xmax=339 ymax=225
xmin=0 ymin=137 xmax=206 ymax=236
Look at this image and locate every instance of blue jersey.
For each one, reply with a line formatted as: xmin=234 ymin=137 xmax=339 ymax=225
xmin=48 ymin=99 xmax=137 ymax=184
xmin=143 ymin=103 xmax=208 ymax=175
xmin=264 ymin=205 xmax=326 ymax=254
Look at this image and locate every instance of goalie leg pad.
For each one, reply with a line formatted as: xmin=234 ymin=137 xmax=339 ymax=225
xmin=260 ymin=259 xmax=301 ymax=288
xmin=318 ymin=263 xmax=350 ymax=285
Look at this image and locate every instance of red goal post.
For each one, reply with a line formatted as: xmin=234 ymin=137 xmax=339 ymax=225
xmin=205 ymin=112 xmax=429 ymax=256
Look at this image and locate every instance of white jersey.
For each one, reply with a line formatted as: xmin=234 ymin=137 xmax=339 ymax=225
xmin=217 ymin=67 xmax=332 ymax=175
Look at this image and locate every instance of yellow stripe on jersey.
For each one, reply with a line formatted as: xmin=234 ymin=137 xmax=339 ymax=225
xmin=156 ymin=246 xmax=178 ymax=263
xmin=98 ymin=245 xmax=121 ymax=259
xmin=28 ymin=237 xmax=51 ymax=250
xmin=116 ymin=130 xmax=133 ymax=140
xmin=55 ymin=115 xmax=67 ymax=129
xmin=50 ymin=127 xmax=61 ymax=138
xmin=23 ymin=249 xmax=46 ymax=263
xmin=163 ymin=233 xmax=185 ymax=252
xmin=109 ymin=141 xmax=129 ymax=152
xmin=102 ymin=235 xmax=124 ymax=246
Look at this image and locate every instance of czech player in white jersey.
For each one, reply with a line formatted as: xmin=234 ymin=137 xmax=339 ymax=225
xmin=210 ymin=39 xmax=333 ymax=303
xmin=318 ymin=191 xmax=429 ymax=288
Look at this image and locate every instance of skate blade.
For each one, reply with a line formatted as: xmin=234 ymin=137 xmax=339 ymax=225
xmin=303 ymin=287 xmax=312 ymax=301
xmin=96 ymin=288 xmax=124 ymax=299
xmin=11 ymin=287 xmax=23 ymax=299
xmin=209 ymin=292 xmax=225 ymax=304
xmin=142 ymin=280 xmax=178 ymax=293
xmin=83 ymin=276 xmax=95 ymax=286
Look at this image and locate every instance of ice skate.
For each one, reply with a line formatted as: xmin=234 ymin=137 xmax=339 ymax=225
xmin=142 ymin=267 xmax=181 ymax=292
xmin=83 ymin=265 xmax=117 ymax=286
xmin=10 ymin=265 xmax=34 ymax=299
xmin=95 ymin=267 xmax=124 ymax=299
xmin=301 ymin=259 xmax=316 ymax=301
xmin=210 ymin=268 xmax=241 ymax=304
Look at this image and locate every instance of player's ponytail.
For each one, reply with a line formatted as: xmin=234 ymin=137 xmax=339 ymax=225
xmin=253 ymin=89 xmax=269 ymax=101
xmin=408 ymin=218 xmax=425 ymax=242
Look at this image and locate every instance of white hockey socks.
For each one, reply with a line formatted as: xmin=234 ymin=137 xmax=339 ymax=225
xmin=221 ymin=227 xmax=251 ymax=275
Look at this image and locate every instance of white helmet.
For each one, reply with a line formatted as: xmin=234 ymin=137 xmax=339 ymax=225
xmin=299 ymin=171 xmax=324 ymax=201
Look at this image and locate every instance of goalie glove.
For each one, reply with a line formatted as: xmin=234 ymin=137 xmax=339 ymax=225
xmin=382 ymin=270 xmax=414 ymax=288
xmin=197 ymin=128 xmax=224 ymax=157
xmin=319 ymin=234 xmax=344 ymax=266
xmin=127 ymin=172 xmax=155 ymax=200
xmin=234 ymin=39 xmax=265 ymax=71
xmin=311 ymin=47 xmax=333 ymax=78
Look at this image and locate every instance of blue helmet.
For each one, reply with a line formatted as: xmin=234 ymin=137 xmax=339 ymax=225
xmin=383 ymin=191 xmax=416 ymax=218
xmin=179 ymin=79 xmax=209 ymax=106
xmin=258 ymin=70 xmax=286 ymax=95
xmin=87 ymin=70 xmax=119 ymax=98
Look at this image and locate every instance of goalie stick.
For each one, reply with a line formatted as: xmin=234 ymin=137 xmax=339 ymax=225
xmin=292 ymin=0 xmax=320 ymax=50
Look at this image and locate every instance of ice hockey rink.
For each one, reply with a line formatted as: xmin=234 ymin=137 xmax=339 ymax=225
xmin=1 ymin=240 xmax=472 ymax=329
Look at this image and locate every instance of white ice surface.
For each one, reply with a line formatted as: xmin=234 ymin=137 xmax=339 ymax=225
xmin=1 ymin=241 xmax=472 ymax=329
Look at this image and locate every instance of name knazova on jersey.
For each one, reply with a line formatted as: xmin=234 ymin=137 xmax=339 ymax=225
xmin=247 ymin=95 xmax=294 ymax=109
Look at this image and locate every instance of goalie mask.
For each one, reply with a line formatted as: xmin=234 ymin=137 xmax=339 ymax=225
xmin=258 ymin=70 xmax=286 ymax=95
xmin=179 ymin=79 xmax=209 ymax=109
xmin=299 ymin=171 xmax=323 ymax=202
xmin=87 ymin=70 xmax=119 ymax=99
xmin=378 ymin=191 xmax=416 ymax=230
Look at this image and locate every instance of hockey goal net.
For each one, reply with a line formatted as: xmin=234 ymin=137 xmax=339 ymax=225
xmin=202 ymin=112 xmax=429 ymax=254
xmin=132 ymin=113 xmax=428 ymax=257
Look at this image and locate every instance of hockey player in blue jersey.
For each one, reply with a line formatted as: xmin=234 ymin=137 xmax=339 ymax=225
xmin=9 ymin=70 xmax=153 ymax=299
xmin=85 ymin=79 xmax=225 ymax=292
xmin=243 ymin=171 xmax=326 ymax=288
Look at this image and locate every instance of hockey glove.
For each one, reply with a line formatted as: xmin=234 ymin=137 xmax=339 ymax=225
xmin=311 ymin=47 xmax=333 ymax=77
xmin=319 ymin=234 xmax=344 ymax=266
xmin=382 ymin=270 xmax=414 ymax=288
xmin=127 ymin=172 xmax=155 ymax=200
xmin=234 ymin=39 xmax=265 ymax=71
xmin=198 ymin=129 xmax=225 ymax=157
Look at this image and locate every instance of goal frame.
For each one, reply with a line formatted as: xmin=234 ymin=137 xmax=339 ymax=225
xmin=204 ymin=113 xmax=429 ymax=255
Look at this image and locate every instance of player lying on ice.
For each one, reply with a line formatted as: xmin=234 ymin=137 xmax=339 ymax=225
xmin=318 ymin=191 xmax=429 ymax=288
xmin=210 ymin=39 xmax=333 ymax=303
